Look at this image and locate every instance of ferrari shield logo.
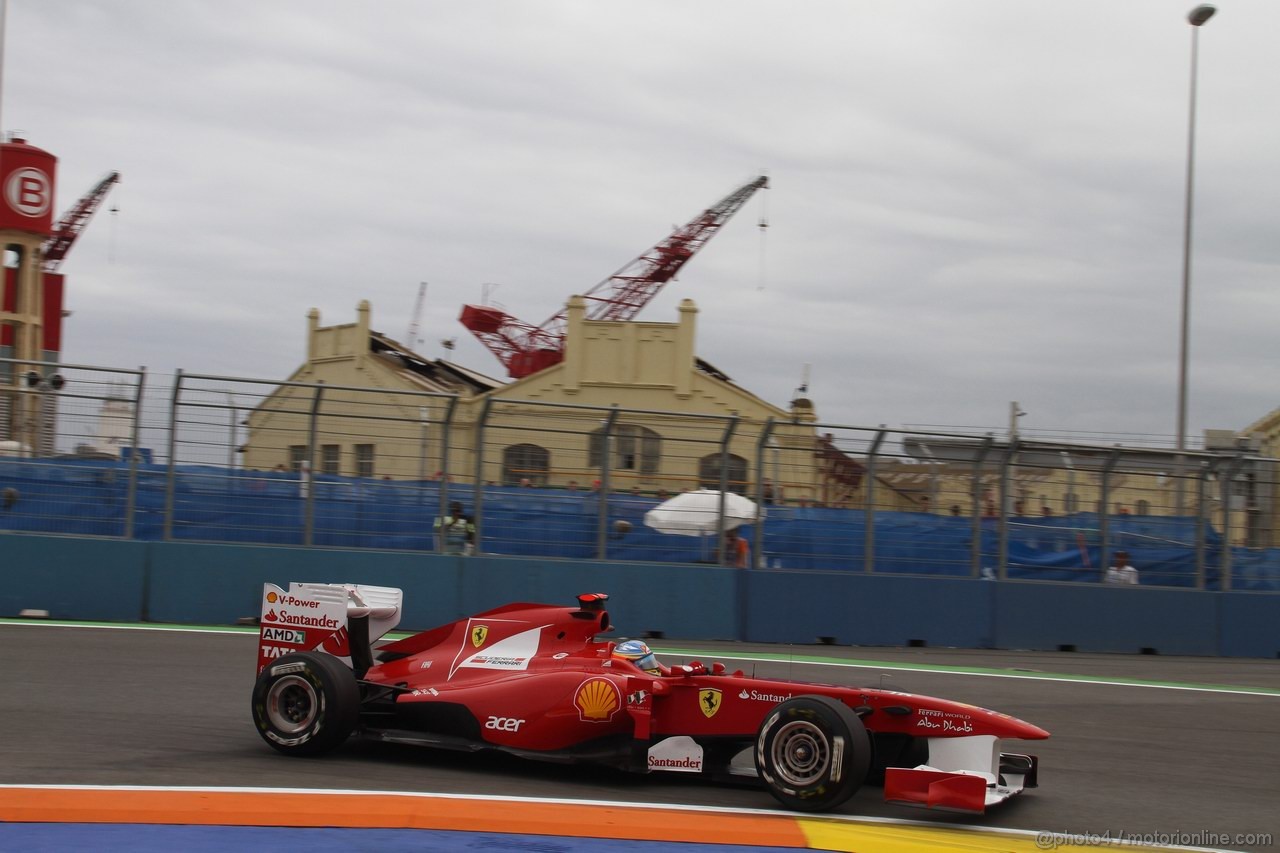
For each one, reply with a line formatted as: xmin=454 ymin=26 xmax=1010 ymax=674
xmin=698 ymin=688 xmax=722 ymax=719
xmin=471 ymin=625 xmax=488 ymax=647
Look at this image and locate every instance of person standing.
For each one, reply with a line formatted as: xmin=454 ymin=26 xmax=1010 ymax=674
xmin=723 ymin=528 xmax=749 ymax=568
xmin=434 ymin=501 xmax=475 ymax=555
xmin=1103 ymin=551 xmax=1139 ymax=585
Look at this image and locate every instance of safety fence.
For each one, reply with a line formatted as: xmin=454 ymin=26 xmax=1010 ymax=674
xmin=2 ymin=358 xmax=1278 ymax=591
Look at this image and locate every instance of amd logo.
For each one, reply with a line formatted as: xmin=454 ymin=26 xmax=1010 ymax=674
xmin=484 ymin=716 xmax=525 ymax=732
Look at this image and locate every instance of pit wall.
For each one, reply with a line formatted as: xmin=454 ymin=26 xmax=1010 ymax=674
xmin=3 ymin=534 xmax=1275 ymax=658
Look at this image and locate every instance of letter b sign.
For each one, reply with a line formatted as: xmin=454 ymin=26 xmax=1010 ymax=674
xmin=6 ymin=168 xmax=51 ymax=218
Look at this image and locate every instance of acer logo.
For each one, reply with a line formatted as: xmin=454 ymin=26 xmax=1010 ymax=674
xmin=484 ymin=716 xmax=525 ymax=732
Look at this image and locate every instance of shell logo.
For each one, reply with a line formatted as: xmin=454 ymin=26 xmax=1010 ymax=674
xmin=574 ymin=677 xmax=621 ymax=723
xmin=266 ymin=591 xmax=279 ymax=604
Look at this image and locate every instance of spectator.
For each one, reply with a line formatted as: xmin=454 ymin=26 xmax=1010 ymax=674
xmin=950 ymin=504 xmax=963 ymax=516
xmin=723 ymin=528 xmax=749 ymax=568
xmin=434 ymin=501 xmax=475 ymax=555
xmin=762 ymin=479 xmax=776 ymax=505
xmin=1103 ymin=551 xmax=1139 ymax=585
xmin=567 ymin=480 xmax=579 ymax=492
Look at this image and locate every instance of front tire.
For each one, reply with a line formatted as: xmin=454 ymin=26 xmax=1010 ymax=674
xmin=755 ymin=695 xmax=870 ymax=812
xmin=251 ymin=652 xmax=360 ymax=756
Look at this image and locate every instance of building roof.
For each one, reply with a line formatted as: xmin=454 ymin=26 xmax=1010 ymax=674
xmin=368 ymin=332 xmax=503 ymax=396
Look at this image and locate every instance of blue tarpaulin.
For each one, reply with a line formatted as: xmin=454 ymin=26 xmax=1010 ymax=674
xmin=2 ymin=458 xmax=1275 ymax=590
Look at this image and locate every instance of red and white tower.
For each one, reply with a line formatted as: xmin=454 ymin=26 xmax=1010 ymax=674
xmin=0 ymin=135 xmax=58 ymax=449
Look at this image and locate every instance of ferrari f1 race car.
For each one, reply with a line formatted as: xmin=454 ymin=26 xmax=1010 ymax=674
xmin=251 ymin=582 xmax=1048 ymax=813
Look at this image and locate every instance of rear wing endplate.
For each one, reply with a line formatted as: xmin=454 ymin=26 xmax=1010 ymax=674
xmin=256 ymin=581 xmax=403 ymax=675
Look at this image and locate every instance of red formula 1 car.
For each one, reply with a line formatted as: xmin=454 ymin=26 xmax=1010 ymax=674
xmin=251 ymin=583 xmax=1047 ymax=813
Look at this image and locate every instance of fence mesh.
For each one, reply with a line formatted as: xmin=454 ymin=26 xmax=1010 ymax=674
xmin=2 ymin=358 xmax=1278 ymax=591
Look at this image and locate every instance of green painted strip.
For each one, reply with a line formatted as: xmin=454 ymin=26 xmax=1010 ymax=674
xmin=3 ymin=619 xmax=1274 ymax=697
xmin=652 ymin=645 xmax=1280 ymax=697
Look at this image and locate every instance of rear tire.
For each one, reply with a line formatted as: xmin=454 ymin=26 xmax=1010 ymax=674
xmin=251 ymin=652 xmax=359 ymax=756
xmin=755 ymin=695 xmax=870 ymax=812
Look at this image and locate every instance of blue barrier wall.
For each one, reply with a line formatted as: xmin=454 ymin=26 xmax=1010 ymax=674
xmin=992 ymin=582 xmax=1220 ymax=655
xmin=743 ymin=571 xmax=995 ymax=648
xmin=0 ymin=535 xmax=149 ymax=622
xmin=2 ymin=534 xmax=1276 ymax=657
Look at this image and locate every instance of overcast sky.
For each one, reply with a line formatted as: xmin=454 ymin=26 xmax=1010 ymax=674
xmin=5 ymin=0 xmax=1277 ymax=447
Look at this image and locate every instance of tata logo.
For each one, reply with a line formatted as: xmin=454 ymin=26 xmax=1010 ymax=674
xmin=699 ymin=688 xmax=722 ymax=719
xmin=6 ymin=168 xmax=51 ymax=217
xmin=471 ymin=625 xmax=488 ymax=647
xmin=484 ymin=716 xmax=525 ymax=732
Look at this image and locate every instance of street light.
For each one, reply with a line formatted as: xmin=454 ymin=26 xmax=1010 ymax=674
xmin=1175 ymin=4 xmax=1216 ymax=515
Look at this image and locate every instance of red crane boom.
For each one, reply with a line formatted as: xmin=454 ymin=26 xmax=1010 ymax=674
xmin=459 ymin=175 xmax=768 ymax=378
xmin=42 ymin=171 xmax=120 ymax=272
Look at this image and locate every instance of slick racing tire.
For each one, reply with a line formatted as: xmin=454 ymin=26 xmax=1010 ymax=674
xmin=251 ymin=652 xmax=360 ymax=756
xmin=755 ymin=695 xmax=870 ymax=812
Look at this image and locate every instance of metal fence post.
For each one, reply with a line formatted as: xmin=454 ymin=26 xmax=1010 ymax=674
xmin=1097 ymin=449 xmax=1120 ymax=575
xmin=714 ymin=415 xmax=740 ymax=565
xmin=864 ymin=428 xmax=886 ymax=574
xmin=303 ymin=382 xmax=324 ymax=547
xmin=971 ymin=436 xmax=993 ymax=578
xmin=996 ymin=438 xmax=1019 ymax=580
xmin=753 ymin=418 xmax=776 ymax=570
xmin=1220 ymin=454 xmax=1246 ymax=592
xmin=1194 ymin=459 xmax=1211 ymax=589
xmin=162 ymin=369 xmax=184 ymax=542
xmin=434 ymin=395 xmax=459 ymax=554
xmin=123 ymin=367 xmax=146 ymax=540
xmin=596 ymin=406 xmax=619 ymax=560
xmin=471 ymin=396 xmax=493 ymax=554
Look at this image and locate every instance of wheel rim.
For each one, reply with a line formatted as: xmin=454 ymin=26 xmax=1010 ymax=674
xmin=770 ymin=719 xmax=830 ymax=787
xmin=266 ymin=675 xmax=318 ymax=733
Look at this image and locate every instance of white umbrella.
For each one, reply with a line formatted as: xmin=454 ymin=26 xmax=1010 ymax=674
xmin=643 ymin=489 xmax=762 ymax=537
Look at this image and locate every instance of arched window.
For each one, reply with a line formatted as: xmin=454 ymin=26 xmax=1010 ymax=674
xmin=587 ymin=425 xmax=661 ymax=476
xmin=698 ymin=453 xmax=748 ymax=493
xmin=503 ymin=443 xmax=550 ymax=486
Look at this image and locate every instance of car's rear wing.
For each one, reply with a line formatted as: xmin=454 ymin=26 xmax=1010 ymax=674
xmin=257 ymin=582 xmax=403 ymax=676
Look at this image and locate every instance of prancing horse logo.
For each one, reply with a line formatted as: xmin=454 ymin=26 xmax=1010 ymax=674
xmin=699 ymin=688 xmax=722 ymax=719
xmin=471 ymin=625 xmax=488 ymax=647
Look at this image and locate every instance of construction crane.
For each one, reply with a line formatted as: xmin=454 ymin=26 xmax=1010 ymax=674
xmin=405 ymin=281 xmax=428 ymax=348
xmin=42 ymin=171 xmax=121 ymax=272
xmin=459 ymin=175 xmax=768 ymax=379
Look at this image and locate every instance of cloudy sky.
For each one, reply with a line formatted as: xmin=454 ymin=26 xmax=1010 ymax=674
xmin=5 ymin=0 xmax=1277 ymax=446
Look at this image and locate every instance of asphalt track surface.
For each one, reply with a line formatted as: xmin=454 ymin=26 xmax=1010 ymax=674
xmin=3 ymin=623 xmax=1278 ymax=852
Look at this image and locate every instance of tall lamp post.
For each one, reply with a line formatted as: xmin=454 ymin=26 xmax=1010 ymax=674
xmin=1175 ymin=4 xmax=1216 ymax=515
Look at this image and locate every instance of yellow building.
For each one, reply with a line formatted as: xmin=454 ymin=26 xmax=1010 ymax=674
xmin=241 ymin=300 xmax=501 ymax=478
xmin=242 ymin=297 xmax=868 ymax=504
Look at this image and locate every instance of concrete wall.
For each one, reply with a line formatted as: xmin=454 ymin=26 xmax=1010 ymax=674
xmin=2 ymin=534 xmax=1276 ymax=658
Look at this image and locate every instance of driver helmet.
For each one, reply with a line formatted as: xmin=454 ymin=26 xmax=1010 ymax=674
xmin=612 ymin=639 xmax=660 ymax=674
